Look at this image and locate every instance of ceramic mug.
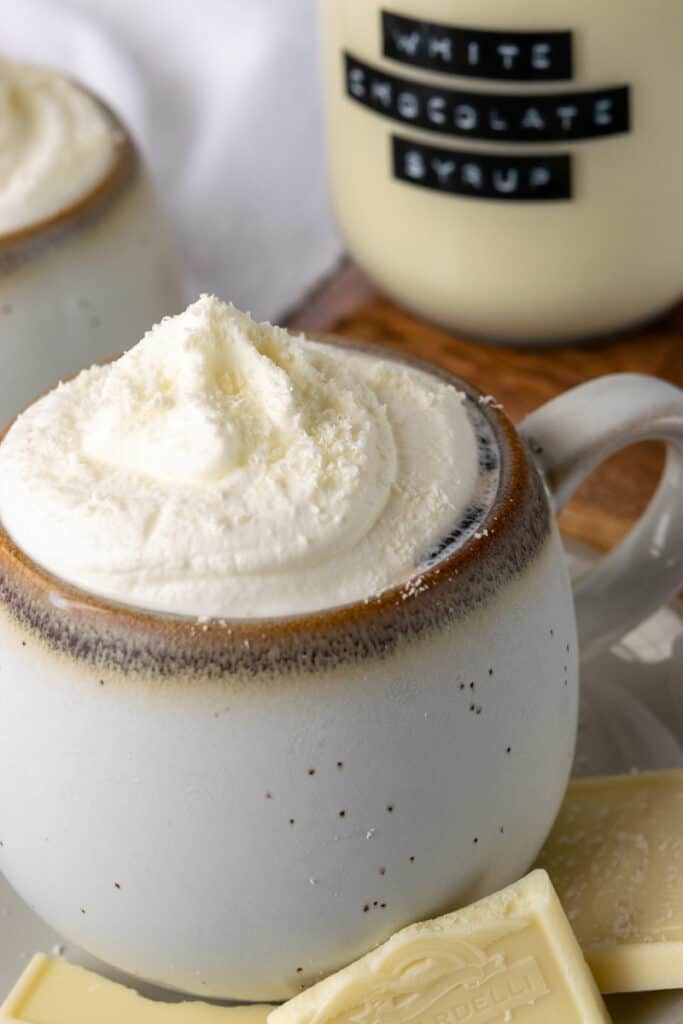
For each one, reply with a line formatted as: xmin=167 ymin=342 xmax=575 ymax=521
xmin=0 ymin=82 xmax=182 ymax=425
xmin=0 ymin=351 xmax=681 ymax=1001
xmin=319 ymin=0 xmax=683 ymax=343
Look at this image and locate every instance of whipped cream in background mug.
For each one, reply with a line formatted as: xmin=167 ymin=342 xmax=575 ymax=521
xmin=0 ymin=300 xmax=682 ymax=999
xmin=319 ymin=0 xmax=683 ymax=343
xmin=0 ymin=58 xmax=181 ymax=423
xmin=0 ymin=60 xmax=115 ymax=235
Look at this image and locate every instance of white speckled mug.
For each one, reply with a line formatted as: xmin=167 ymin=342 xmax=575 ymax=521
xmin=0 ymin=352 xmax=681 ymax=1001
xmin=0 ymin=82 xmax=182 ymax=425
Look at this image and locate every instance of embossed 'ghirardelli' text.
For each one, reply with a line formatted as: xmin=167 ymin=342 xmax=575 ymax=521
xmin=425 ymin=956 xmax=549 ymax=1024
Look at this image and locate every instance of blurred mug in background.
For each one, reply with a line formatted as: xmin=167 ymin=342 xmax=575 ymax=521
xmin=0 ymin=59 xmax=181 ymax=422
xmin=319 ymin=1 xmax=683 ymax=345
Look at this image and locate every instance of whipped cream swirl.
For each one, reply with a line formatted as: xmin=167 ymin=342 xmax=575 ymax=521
xmin=0 ymin=59 xmax=117 ymax=235
xmin=0 ymin=297 xmax=479 ymax=617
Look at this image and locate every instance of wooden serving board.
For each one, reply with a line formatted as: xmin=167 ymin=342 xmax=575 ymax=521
xmin=304 ymin=278 xmax=683 ymax=554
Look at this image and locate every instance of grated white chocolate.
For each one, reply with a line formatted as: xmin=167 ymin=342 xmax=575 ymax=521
xmin=0 ymin=297 xmax=479 ymax=618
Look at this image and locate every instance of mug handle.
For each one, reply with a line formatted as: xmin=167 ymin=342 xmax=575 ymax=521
xmin=519 ymin=373 xmax=683 ymax=661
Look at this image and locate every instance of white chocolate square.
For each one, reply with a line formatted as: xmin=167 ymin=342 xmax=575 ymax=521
xmin=537 ymin=769 xmax=683 ymax=994
xmin=269 ymin=870 xmax=609 ymax=1024
xmin=1 ymin=955 xmax=272 ymax=1023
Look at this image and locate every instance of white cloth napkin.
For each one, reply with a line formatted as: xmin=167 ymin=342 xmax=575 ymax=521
xmin=4 ymin=0 xmax=343 ymax=321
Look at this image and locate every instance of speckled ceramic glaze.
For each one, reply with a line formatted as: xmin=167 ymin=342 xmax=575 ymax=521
xmin=0 ymin=83 xmax=181 ymax=425
xmin=0 ymin=354 xmax=682 ymax=1001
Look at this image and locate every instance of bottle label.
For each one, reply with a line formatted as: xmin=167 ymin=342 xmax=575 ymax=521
xmin=382 ymin=11 xmax=573 ymax=81
xmin=341 ymin=12 xmax=633 ymax=204
xmin=392 ymin=135 xmax=572 ymax=201
xmin=345 ymin=54 xmax=630 ymax=144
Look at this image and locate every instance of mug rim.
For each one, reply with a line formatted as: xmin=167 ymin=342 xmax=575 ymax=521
xmin=0 ymin=74 xmax=136 ymax=254
xmin=0 ymin=339 xmax=535 ymax=644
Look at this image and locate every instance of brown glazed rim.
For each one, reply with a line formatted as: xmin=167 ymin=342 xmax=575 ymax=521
xmin=0 ymin=76 xmax=137 ymax=256
xmin=0 ymin=340 xmax=537 ymax=651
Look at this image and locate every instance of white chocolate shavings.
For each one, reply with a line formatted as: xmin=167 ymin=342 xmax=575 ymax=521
xmin=0 ymin=297 xmax=479 ymax=617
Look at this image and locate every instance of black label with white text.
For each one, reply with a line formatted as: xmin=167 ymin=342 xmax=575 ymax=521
xmin=392 ymin=135 xmax=572 ymax=201
xmin=382 ymin=11 xmax=573 ymax=81
xmin=346 ymin=54 xmax=630 ymax=143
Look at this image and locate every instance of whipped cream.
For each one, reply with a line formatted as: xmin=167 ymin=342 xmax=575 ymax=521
xmin=0 ymin=297 xmax=480 ymax=617
xmin=0 ymin=59 xmax=117 ymax=235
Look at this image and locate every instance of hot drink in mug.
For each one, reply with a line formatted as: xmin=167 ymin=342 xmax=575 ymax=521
xmin=0 ymin=58 xmax=181 ymax=423
xmin=0 ymin=299 xmax=681 ymax=999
